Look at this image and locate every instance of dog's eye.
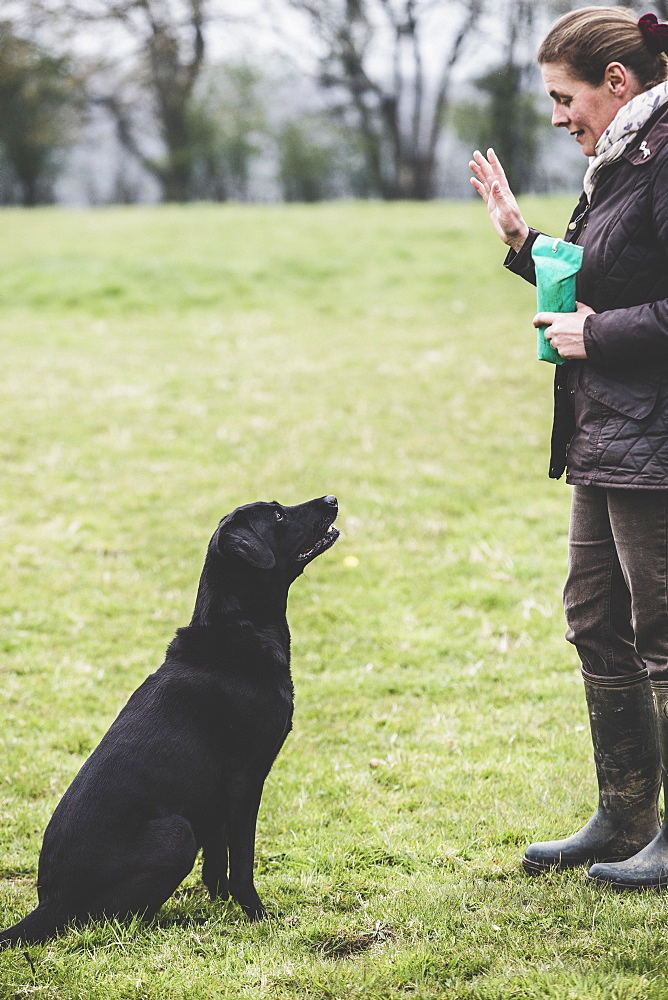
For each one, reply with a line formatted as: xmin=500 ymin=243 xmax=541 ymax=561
xmin=274 ymin=510 xmax=284 ymax=522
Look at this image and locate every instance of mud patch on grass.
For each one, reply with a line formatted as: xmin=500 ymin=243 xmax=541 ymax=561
xmin=305 ymin=922 xmax=398 ymax=959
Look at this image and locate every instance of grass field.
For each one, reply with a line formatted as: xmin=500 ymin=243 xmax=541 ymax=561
xmin=1 ymin=198 xmax=667 ymax=999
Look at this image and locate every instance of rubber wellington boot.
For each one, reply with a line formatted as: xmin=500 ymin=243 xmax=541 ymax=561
xmin=522 ymin=669 xmax=660 ymax=875
xmin=587 ymin=679 xmax=668 ymax=890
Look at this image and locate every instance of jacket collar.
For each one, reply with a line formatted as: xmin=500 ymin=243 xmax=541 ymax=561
xmin=624 ymin=101 xmax=668 ymax=165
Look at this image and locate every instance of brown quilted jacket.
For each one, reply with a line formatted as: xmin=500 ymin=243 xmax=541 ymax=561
xmin=506 ymin=101 xmax=668 ymax=487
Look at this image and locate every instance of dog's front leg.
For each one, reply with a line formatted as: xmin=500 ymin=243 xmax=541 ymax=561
xmin=202 ymin=825 xmax=229 ymax=901
xmin=227 ymin=781 xmax=267 ymax=921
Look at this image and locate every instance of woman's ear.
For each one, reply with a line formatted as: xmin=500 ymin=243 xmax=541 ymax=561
xmin=604 ymin=61 xmax=638 ymax=97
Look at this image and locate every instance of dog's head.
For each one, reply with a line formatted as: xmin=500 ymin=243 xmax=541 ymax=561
xmin=215 ymin=495 xmax=339 ymax=582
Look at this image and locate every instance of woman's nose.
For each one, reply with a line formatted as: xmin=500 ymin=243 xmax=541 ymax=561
xmin=552 ymin=103 xmax=569 ymax=127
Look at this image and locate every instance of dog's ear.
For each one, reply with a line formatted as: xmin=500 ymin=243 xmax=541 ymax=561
xmin=217 ymin=516 xmax=276 ymax=570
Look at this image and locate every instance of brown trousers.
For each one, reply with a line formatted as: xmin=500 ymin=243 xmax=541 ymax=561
xmin=564 ymin=485 xmax=668 ymax=679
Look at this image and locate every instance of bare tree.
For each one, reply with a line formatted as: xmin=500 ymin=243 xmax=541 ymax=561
xmin=25 ymin=0 xmax=210 ymax=202
xmin=0 ymin=20 xmax=84 ymax=205
xmin=468 ymin=0 xmax=544 ymax=194
xmin=188 ymin=61 xmax=268 ymax=201
xmin=278 ymin=0 xmax=484 ymax=199
xmin=99 ymin=0 xmax=207 ymax=201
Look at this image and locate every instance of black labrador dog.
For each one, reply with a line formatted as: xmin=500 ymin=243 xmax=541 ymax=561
xmin=0 ymin=495 xmax=339 ymax=946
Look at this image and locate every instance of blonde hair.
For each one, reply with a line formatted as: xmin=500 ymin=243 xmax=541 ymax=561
xmin=538 ymin=6 xmax=668 ymax=90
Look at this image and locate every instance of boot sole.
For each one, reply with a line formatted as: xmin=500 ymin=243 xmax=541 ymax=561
xmin=523 ymin=853 xmax=632 ymax=875
xmin=586 ymin=872 xmax=668 ymax=892
xmin=522 ymin=854 xmax=588 ymax=875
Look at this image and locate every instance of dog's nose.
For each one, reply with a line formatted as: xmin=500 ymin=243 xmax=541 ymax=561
xmin=323 ymin=495 xmax=338 ymax=507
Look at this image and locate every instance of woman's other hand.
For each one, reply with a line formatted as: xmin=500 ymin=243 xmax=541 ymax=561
xmin=469 ymin=148 xmax=530 ymax=252
xmin=533 ymin=301 xmax=595 ymax=359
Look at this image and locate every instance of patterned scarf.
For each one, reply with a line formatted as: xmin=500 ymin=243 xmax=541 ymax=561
xmin=583 ymin=79 xmax=668 ymax=199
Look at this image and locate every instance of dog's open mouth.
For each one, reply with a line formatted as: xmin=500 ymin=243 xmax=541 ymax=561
xmin=295 ymin=523 xmax=340 ymax=563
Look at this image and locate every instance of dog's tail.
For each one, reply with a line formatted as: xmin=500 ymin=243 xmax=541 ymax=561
xmin=0 ymin=905 xmax=62 ymax=948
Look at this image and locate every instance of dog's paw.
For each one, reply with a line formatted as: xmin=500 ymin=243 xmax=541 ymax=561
xmin=242 ymin=901 xmax=270 ymax=922
xmin=205 ymin=880 xmax=229 ymax=902
xmin=246 ymin=904 xmax=284 ymax=921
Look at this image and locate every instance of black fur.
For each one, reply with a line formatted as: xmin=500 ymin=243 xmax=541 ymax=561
xmin=0 ymin=495 xmax=339 ymax=946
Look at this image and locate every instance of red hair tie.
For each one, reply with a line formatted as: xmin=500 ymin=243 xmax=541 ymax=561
xmin=638 ymin=13 xmax=668 ymax=54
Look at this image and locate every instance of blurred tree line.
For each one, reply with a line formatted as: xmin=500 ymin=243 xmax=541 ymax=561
xmin=0 ymin=0 xmax=664 ymax=206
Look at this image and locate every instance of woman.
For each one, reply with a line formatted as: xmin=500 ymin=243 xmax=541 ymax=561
xmin=470 ymin=7 xmax=668 ymax=890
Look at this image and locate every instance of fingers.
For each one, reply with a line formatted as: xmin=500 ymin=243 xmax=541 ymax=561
xmin=469 ymin=149 xmax=505 ymax=207
xmin=469 ymin=149 xmax=493 ymax=190
xmin=470 ymin=148 xmax=508 ymax=190
xmin=470 ymin=148 xmax=529 ymax=250
xmin=469 ymin=175 xmax=489 ymax=203
xmin=534 ymin=314 xmax=560 ymax=354
xmin=470 ymin=152 xmax=517 ymax=215
xmin=533 ymin=315 xmax=587 ymax=358
xmin=487 ymin=147 xmax=510 ymax=188
xmin=534 ymin=310 xmax=592 ymax=329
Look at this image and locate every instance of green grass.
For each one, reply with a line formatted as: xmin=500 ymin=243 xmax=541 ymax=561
xmin=1 ymin=198 xmax=667 ymax=999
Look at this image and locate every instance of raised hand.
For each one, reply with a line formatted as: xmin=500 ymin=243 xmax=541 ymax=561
xmin=469 ymin=148 xmax=530 ymax=253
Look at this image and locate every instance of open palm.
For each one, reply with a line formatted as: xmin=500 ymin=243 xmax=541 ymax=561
xmin=469 ymin=148 xmax=529 ymax=252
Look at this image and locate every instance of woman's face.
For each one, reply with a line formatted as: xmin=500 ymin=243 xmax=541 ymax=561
xmin=541 ymin=61 xmax=641 ymax=156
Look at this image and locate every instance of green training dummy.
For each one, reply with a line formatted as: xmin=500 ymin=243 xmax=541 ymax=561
xmin=531 ymin=235 xmax=584 ymax=365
